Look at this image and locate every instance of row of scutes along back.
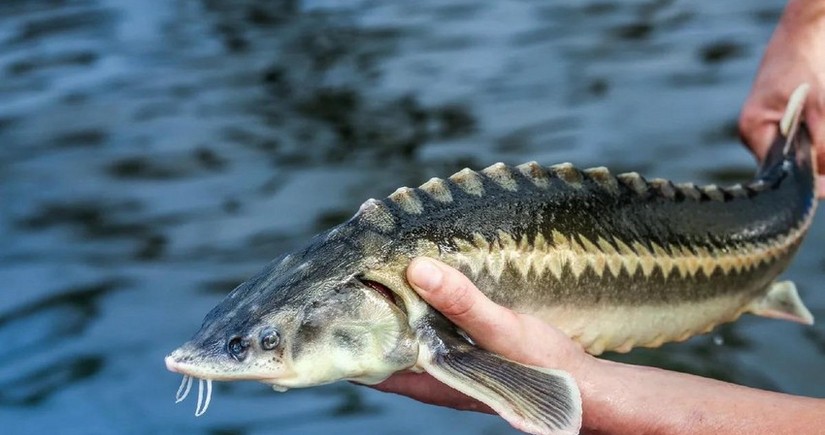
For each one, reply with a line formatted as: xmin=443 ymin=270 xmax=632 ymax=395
xmin=356 ymin=161 xmax=773 ymax=228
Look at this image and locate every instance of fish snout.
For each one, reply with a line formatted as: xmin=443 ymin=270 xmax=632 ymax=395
xmin=165 ymin=344 xmax=199 ymax=374
xmin=165 ymin=354 xmax=182 ymax=373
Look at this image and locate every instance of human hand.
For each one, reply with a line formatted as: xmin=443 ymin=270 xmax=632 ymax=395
xmin=372 ymin=257 xmax=592 ymax=414
xmin=371 ymin=259 xmax=825 ymax=434
xmin=739 ymin=0 xmax=825 ymax=197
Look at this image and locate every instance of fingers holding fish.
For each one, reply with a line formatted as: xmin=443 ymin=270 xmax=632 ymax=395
xmin=738 ymin=0 xmax=825 ymax=197
xmin=370 ymin=372 xmax=492 ymax=413
xmin=798 ymin=89 xmax=825 ymax=197
xmin=806 ymin=102 xmax=825 ymax=196
xmin=407 ymin=258 xmax=520 ymax=352
xmin=740 ymin=89 xmax=825 ymax=198
xmin=407 ymin=257 xmax=590 ymax=376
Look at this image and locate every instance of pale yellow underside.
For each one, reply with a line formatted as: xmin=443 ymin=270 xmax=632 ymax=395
xmin=526 ymin=295 xmax=749 ymax=355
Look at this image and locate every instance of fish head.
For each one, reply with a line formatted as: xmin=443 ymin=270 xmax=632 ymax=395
xmin=166 ymin=231 xmax=420 ymax=391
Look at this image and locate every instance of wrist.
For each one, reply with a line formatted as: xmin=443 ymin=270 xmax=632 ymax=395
xmin=575 ymin=357 xmax=674 ymax=434
xmin=573 ymin=357 xmax=629 ymax=433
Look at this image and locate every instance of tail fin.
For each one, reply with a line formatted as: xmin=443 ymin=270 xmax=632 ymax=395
xmin=745 ymin=84 xmax=816 ymax=254
xmin=757 ymin=83 xmax=814 ymax=180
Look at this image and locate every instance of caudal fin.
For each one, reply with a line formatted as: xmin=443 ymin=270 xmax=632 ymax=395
xmin=757 ymin=83 xmax=815 ymax=181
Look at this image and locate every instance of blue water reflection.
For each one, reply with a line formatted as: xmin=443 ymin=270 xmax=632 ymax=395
xmin=1 ymin=0 xmax=821 ymax=434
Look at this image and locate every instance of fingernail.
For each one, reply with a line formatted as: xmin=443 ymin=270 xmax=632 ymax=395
xmin=409 ymin=258 xmax=442 ymax=293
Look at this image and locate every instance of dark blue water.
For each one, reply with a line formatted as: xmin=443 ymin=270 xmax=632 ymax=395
xmin=1 ymin=1 xmax=822 ymax=434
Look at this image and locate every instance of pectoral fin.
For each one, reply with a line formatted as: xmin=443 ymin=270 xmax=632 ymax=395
xmin=419 ymin=326 xmax=581 ymax=435
xmin=749 ymin=281 xmax=814 ymax=325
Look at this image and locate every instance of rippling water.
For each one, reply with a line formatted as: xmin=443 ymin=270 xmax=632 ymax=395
xmin=2 ymin=1 xmax=822 ymax=434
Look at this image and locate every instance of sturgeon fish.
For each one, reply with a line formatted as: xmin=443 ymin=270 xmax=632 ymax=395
xmin=165 ymin=85 xmax=817 ymax=435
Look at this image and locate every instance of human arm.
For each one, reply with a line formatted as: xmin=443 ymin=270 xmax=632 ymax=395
xmin=373 ymin=258 xmax=825 ymax=434
xmin=739 ymin=0 xmax=825 ymax=197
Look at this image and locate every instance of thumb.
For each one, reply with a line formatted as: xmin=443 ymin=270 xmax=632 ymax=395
xmin=406 ymin=257 xmax=521 ymax=353
xmin=406 ymin=257 xmax=586 ymax=370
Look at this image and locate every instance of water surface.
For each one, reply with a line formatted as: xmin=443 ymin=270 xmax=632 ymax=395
xmin=1 ymin=1 xmax=822 ymax=434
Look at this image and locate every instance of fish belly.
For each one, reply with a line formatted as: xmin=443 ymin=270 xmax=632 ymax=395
xmin=526 ymin=294 xmax=750 ymax=355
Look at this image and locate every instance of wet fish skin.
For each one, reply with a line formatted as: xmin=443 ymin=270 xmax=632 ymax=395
xmin=166 ymin=226 xmax=420 ymax=384
xmin=358 ymin=120 xmax=815 ymax=352
xmin=166 ymin=85 xmax=816 ymax=435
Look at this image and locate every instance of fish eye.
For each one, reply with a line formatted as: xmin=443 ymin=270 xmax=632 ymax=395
xmin=227 ymin=336 xmax=249 ymax=361
xmin=260 ymin=327 xmax=280 ymax=351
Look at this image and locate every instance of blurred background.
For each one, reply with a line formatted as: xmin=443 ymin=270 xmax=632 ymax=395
xmin=1 ymin=0 xmax=823 ymax=434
